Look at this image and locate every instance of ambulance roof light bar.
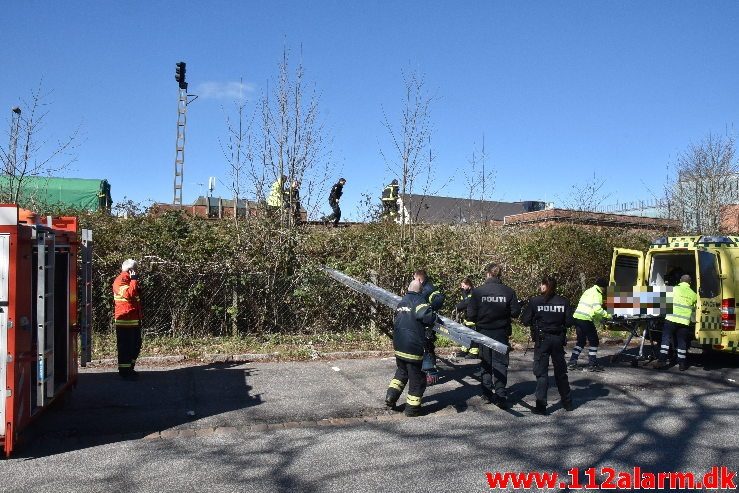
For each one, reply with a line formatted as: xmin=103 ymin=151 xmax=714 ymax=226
xmin=651 ymin=236 xmax=668 ymax=245
xmin=697 ymin=236 xmax=735 ymax=245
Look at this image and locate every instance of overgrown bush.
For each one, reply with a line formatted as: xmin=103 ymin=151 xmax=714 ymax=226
xmin=74 ymin=212 xmax=653 ymax=338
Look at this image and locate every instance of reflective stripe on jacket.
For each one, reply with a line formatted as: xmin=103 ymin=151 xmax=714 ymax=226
xmin=267 ymin=177 xmax=285 ymax=207
xmin=455 ymin=290 xmax=474 ymax=327
xmin=665 ymin=282 xmax=697 ymax=326
xmin=382 ymin=184 xmax=399 ymax=201
xmin=393 ymin=292 xmax=438 ymax=362
xmin=113 ymin=271 xmax=142 ymax=324
xmin=573 ymin=285 xmax=610 ymax=323
xmin=421 ymin=280 xmax=445 ymax=311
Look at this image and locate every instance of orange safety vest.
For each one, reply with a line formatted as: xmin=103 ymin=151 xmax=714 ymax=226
xmin=113 ymin=271 xmax=142 ymax=326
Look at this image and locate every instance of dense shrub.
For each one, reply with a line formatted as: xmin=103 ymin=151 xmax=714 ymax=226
xmin=75 ymin=212 xmax=653 ymax=337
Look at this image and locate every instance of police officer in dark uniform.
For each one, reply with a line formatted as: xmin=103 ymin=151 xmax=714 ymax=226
xmin=521 ymin=275 xmax=574 ymax=415
xmin=325 ymin=177 xmax=346 ymax=227
xmin=466 ymin=263 xmax=521 ymax=408
xmin=413 ymin=269 xmax=445 ymax=384
xmin=385 ymin=279 xmax=439 ymax=417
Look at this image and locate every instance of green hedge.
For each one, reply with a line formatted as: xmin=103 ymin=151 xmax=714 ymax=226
xmin=74 ymin=212 xmax=653 ymax=337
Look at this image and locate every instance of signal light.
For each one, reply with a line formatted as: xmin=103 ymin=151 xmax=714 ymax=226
xmin=175 ymin=61 xmax=187 ymax=89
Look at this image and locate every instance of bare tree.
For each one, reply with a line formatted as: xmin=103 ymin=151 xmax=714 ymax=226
xmin=355 ymin=189 xmax=384 ymax=223
xmin=219 ymin=82 xmax=256 ymax=238
xmin=380 ymin=69 xmax=436 ymax=235
xmin=259 ymin=47 xmax=333 ymax=226
xmin=463 ymin=135 xmax=496 ymax=222
xmin=0 ymin=83 xmax=81 ymax=204
xmin=663 ymin=133 xmax=738 ymax=234
xmin=559 ymin=172 xmax=611 ymax=212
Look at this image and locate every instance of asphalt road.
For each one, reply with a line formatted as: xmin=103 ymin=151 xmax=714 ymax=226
xmin=2 ymin=347 xmax=737 ymax=492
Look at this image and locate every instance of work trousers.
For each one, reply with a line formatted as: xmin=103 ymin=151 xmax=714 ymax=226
xmin=570 ymin=319 xmax=599 ymax=365
xmin=327 ymin=200 xmax=341 ymax=226
xmin=479 ymin=328 xmax=510 ymax=399
xmin=291 ymin=203 xmax=302 ymax=226
xmin=382 ymin=201 xmax=398 ymax=218
xmin=387 ymin=358 xmax=426 ymax=410
xmin=659 ymin=320 xmax=690 ymax=362
xmin=534 ymin=331 xmax=571 ymax=404
xmin=116 ymin=323 xmax=142 ymax=375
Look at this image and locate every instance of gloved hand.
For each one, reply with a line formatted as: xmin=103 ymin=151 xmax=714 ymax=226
xmin=425 ymin=327 xmax=437 ymax=342
xmin=529 ymin=327 xmax=540 ymax=342
xmin=129 ymin=270 xmax=140 ymax=281
xmin=425 ymin=369 xmax=440 ymax=385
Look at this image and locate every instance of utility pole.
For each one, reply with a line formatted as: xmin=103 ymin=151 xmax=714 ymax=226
xmin=172 ymin=61 xmax=197 ymax=207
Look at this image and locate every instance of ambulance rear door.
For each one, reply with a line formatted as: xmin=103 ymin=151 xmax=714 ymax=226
xmin=695 ymin=249 xmax=723 ymax=344
xmin=610 ymin=248 xmax=645 ymax=287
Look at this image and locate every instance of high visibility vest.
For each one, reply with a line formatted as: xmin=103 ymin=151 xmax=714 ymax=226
xmin=666 ymin=282 xmax=697 ymax=326
xmin=573 ymin=285 xmax=610 ymax=323
xmin=113 ymin=272 xmax=142 ymax=326
xmin=267 ymin=178 xmax=285 ymax=207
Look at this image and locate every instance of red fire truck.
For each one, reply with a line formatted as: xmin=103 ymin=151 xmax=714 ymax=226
xmin=0 ymin=205 xmax=92 ymax=456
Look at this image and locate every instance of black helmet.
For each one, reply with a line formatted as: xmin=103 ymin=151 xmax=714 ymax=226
xmin=595 ymin=277 xmax=608 ymax=289
xmin=391 ymin=179 xmax=398 ymax=185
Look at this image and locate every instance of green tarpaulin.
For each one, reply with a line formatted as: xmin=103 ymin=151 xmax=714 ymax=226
xmin=0 ymin=176 xmax=112 ymax=211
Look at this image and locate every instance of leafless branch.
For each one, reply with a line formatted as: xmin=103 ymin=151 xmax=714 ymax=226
xmin=662 ymin=133 xmax=738 ymax=233
xmin=0 ymin=82 xmax=82 ymax=205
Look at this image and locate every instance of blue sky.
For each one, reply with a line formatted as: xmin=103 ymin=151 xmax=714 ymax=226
xmin=2 ymin=1 xmax=738 ymax=220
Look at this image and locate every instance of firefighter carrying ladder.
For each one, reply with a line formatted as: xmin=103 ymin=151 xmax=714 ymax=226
xmin=320 ymin=266 xmax=509 ymax=355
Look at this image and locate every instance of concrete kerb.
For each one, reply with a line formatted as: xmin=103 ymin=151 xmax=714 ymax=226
xmin=86 ymin=355 xmax=188 ymax=367
xmin=84 ymin=350 xmax=397 ymax=367
xmin=203 ymin=350 xmax=393 ymax=363
xmin=82 ymin=339 xmax=633 ymax=368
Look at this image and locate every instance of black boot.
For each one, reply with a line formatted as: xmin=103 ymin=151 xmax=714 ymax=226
xmin=404 ymin=405 xmax=421 ymax=417
xmin=532 ymin=400 xmax=547 ymax=415
xmin=385 ymin=388 xmax=401 ymax=409
xmin=494 ymin=395 xmax=510 ymax=410
xmin=679 ymin=361 xmax=688 ymax=371
xmin=562 ymin=399 xmax=574 ymax=412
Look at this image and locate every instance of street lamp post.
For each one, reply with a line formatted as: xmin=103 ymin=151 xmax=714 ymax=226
xmin=9 ymin=107 xmax=22 ymax=172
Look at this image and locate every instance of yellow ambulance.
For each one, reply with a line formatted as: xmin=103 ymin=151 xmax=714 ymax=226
xmin=609 ymin=235 xmax=738 ymax=354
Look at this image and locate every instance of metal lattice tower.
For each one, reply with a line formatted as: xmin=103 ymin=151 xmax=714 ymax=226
xmin=172 ymin=86 xmax=187 ymax=206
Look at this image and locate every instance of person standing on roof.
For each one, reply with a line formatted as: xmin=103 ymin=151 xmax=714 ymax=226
xmin=267 ymin=174 xmax=287 ymax=213
xmin=113 ymin=259 xmax=143 ymax=381
xmin=325 ymin=177 xmax=346 ymax=227
xmin=381 ymin=179 xmax=399 ymax=219
xmin=385 ymin=279 xmax=440 ymax=417
xmin=288 ymin=179 xmax=302 ymax=226
xmin=466 ymin=263 xmax=521 ymax=408
xmin=521 ymin=275 xmax=574 ymax=414
xmin=568 ymin=277 xmax=611 ymax=372
xmin=657 ymin=274 xmax=697 ymax=371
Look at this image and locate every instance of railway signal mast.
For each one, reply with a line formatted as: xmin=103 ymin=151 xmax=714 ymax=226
xmin=172 ymin=61 xmax=197 ymax=207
